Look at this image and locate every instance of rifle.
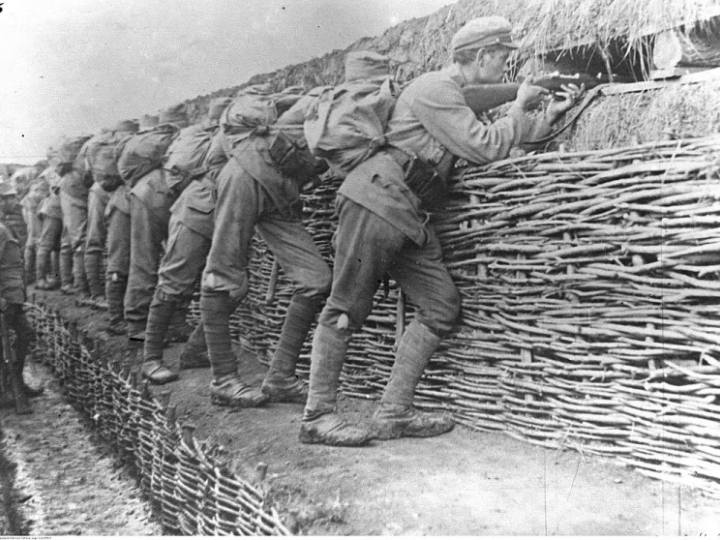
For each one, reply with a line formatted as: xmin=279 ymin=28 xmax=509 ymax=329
xmin=0 ymin=308 xmax=31 ymax=415
xmin=461 ymin=73 xmax=631 ymax=115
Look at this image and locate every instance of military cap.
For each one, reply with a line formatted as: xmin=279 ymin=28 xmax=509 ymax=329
xmin=139 ymin=114 xmax=160 ymax=129
xmin=208 ymin=97 xmax=232 ymax=121
xmin=451 ymin=16 xmax=519 ymax=52
xmin=159 ymin=103 xmax=189 ymax=128
xmin=113 ymin=119 xmax=140 ymax=133
xmin=236 ymin=84 xmax=274 ymax=98
xmin=344 ymin=50 xmax=391 ymax=83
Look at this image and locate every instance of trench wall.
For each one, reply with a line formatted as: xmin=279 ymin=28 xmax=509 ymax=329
xmin=207 ymin=135 xmax=720 ymax=497
xmin=26 ymin=304 xmax=290 ymax=536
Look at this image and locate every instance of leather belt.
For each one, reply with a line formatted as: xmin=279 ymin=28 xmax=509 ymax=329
xmin=382 ymin=146 xmax=447 ymax=209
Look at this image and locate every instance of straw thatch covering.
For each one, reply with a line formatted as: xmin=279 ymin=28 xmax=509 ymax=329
xmin=558 ymin=68 xmax=720 ymax=151
xmin=186 ymin=0 xmax=720 ymax=122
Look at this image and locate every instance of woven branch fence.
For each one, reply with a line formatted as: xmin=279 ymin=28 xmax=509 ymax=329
xmin=26 ymin=302 xmax=290 ymax=536
xmin=199 ymin=135 xmax=720 ymax=498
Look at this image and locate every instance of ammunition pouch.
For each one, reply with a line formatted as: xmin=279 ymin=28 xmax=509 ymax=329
xmin=267 ymin=129 xmax=318 ymax=181
xmin=385 ymin=147 xmax=447 ymax=209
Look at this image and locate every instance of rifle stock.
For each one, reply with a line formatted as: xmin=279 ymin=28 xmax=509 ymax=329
xmin=0 ymin=310 xmax=31 ymax=415
xmin=462 ymin=73 xmax=625 ymax=116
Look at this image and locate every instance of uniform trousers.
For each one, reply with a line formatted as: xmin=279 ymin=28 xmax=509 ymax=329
xmin=59 ymin=191 xmax=88 ymax=253
xmin=85 ymin=183 xmax=110 ymax=257
xmin=104 ymin=186 xmax=131 ymax=277
xmin=318 ymin=195 xmax=460 ymax=338
xmin=200 ymin=158 xmax=331 ymax=378
xmin=124 ymin=171 xmax=172 ymax=331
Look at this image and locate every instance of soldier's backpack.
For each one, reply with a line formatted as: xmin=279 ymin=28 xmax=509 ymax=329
xmin=164 ymin=124 xmax=226 ymax=196
xmin=219 ymin=85 xmax=301 ymax=155
xmin=268 ymin=92 xmax=326 ymax=181
xmin=303 ymin=77 xmax=397 ymax=178
xmin=85 ymin=131 xmax=135 ymax=192
xmin=117 ymin=124 xmax=179 ymax=188
xmin=72 ymin=138 xmax=97 ymax=190
xmin=219 ymin=85 xmax=320 ymax=181
xmin=56 ymin=134 xmax=93 ymax=166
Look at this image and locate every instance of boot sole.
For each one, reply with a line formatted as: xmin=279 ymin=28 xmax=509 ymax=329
xmin=143 ymin=375 xmax=179 ymax=385
xmin=262 ymin=389 xmax=308 ymax=405
xmin=178 ymin=362 xmax=211 ymax=370
xmin=210 ymin=394 xmax=269 ymax=409
xmin=372 ymin=421 xmax=455 ymax=440
xmin=298 ymin=427 xmax=371 ymax=447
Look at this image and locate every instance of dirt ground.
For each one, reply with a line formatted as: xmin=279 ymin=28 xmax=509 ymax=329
xmin=0 ymin=370 xmax=162 ymax=536
xmin=4 ymin=288 xmax=720 ymax=535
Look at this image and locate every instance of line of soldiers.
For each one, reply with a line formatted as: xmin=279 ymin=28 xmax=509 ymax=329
xmin=2 ymin=16 xmax=581 ymax=444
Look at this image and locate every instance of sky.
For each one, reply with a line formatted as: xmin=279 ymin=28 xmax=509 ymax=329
xmin=0 ymin=0 xmax=453 ymax=165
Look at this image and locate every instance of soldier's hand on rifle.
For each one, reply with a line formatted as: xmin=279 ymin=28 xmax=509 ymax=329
xmin=545 ymin=83 xmax=585 ymax=125
xmin=513 ymin=77 xmax=550 ymax=112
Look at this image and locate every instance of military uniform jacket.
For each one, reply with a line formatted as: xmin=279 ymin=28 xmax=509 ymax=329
xmin=170 ymin=176 xmax=217 ymax=240
xmin=38 ymin=192 xmax=63 ymax=220
xmin=60 ymin=169 xmax=91 ymax=203
xmin=0 ymin=221 xmax=25 ymax=304
xmin=106 ymin=184 xmax=132 ymax=216
xmin=339 ymin=64 xmax=553 ymax=245
xmin=229 ymin=136 xmax=303 ymax=219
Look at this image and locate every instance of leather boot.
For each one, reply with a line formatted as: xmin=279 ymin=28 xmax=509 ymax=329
xmin=24 ymin=245 xmax=36 ymax=285
xmin=261 ymin=296 xmax=318 ymax=404
xmin=178 ymin=323 xmax=210 ymax=370
xmin=59 ymin=247 xmax=74 ymax=294
xmin=141 ymin=294 xmax=179 ymax=385
xmin=299 ymin=324 xmax=370 ymax=446
xmin=34 ymin=248 xmax=52 ymax=289
xmin=202 ymin=290 xmax=267 ymax=408
xmin=105 ymin=273 xmax=128 ymax=335
xmin=210 ymin=373 xmax=269 ymax=408
xmin=48 ymin=250 xmax=61 ymax=289
xmin=141 ymin=360 xmax=179 ymax=385
xmin=371 ymin=321 xmax=454 ymax=440
xmin=84 ymin=252 xmax=105 ymax=298
xmin=72 ymin=250 xmax=90 ymax=297
xmin=85 ymin=252 xmax=107 ymax=309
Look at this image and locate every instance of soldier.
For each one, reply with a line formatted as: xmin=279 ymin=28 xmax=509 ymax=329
xmin=34 ymin=167 xmax=63 ymax=290
xmin=198 ymin=88 xmax=331 ymax=408
xmin=83 ymin=180 xmax=111 ymax=308
xmin=124 ymin=104 xmax=189 ymax=341
xmin=83 ymin=120 xmax=139 ymax=310
xmin=58 ymin=136 xmax=94 ymax=297
xmin=140 ymin=97 xmax=232 ymax=384
xmin=0 ymin=177 xmax=29 ymax=252
xmin=0 ymin=182 xmax=43 ymax=406
xmin=10 ymin=165 xmax=40 ymax=207
xmin=19 ymin=176 xmax=49 ymax=284
xmin=104 ymin=116 xmax=155 ymax=335
xmin=299 ymin=17 xmax=583 ymax=446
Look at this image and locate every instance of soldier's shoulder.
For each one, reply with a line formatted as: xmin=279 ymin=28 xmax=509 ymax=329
xmin=405 ymin=69 xmax=455 ymax=94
